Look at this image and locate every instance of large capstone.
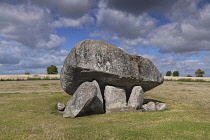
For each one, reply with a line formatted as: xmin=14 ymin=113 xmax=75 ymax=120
xmin=61 ymin=39 xmax=164 ymax=95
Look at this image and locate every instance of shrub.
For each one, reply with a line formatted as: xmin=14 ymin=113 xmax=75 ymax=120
xmin=173 ymin=71 xmax=180 ymax=77
xmin=195 ymin=69 xmax=205 ymax=77
xmin=25 ymin=73 xmax=31 ymax=75
xmin=47 ymin=65 xmax=58 ymax=74
xmin=166 ymin=71 xmax=172 ymax=76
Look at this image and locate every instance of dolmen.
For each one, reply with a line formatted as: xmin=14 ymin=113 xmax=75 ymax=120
xmin=60 ymin=39 xmax=164 ymax=118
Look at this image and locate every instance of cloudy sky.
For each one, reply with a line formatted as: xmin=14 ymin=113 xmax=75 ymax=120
xmin=0 ymin=0 xmax=210 ymax=76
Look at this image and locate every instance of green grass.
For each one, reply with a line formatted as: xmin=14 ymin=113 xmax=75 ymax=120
xmin=0 ymin=81 xmax=210 ymax=140
xmin=40 ymin=84 xmax=49 ymax=87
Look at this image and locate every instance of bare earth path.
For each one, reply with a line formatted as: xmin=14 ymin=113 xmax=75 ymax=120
xmin=0 ymin=74 xmax=60 ymax=80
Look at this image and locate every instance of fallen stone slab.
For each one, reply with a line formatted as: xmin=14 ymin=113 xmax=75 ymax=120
xmin=60 ymin=39 xmax=164 ymax=95
xmin=88 ymin=80 xmax=104 ymax=114
xmin=63 ymin=81 xmax=97 ymax=118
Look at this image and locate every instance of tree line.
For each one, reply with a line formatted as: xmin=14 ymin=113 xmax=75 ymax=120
xmin=25 ymin=65 xmax=58 ymax=75
xmin=166 ymin=69 xmax=205 ymax=77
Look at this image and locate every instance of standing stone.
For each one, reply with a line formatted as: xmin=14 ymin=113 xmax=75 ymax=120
xmin=142 ymin=102 xmax=156 ymax=112
xmin=88 ymin=80 xmax=104 ymax=114
xmin=156 ymin=103 xmax=166 ymax=111
xmin=128 ymin=86 xmax=144 ymax=110
xmin=57 ymin=103 xmax=65 ymax=111
xmin=60 ymin=39 xmax=164 ymax=95
xmin=104 ymin=85 xmax=127 ymax=113
xmin=63 ymin=81 xmax=97 ymax=118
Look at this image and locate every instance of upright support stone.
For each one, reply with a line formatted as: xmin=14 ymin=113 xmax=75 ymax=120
xmin=104 ymin=85 xmax=127 ymax=113
xmin=128 ymin=86 xmax=144 ymax=110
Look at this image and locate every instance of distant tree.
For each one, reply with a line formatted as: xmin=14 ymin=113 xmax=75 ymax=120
xmin=25 ymin=72 xmax=31 ymax=75
xmin=166 ymin=71 xmax=172 ymax=76
xmin=47 ymin=65 xmax=58 ymax=74
xmin=195 ymin=69 xmax=205 ymax=77
xmin=187 ymin=75 xmax=192 ymax=77
xmin=173 ymin=71 xmax=180 ymax=77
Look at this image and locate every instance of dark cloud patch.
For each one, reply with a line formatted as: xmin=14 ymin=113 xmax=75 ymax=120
xmin=32 ymin=0 xmax=96 ymax=18
xmin=0 ymin=40 xmax=23 ymax=64
xmin=96 ymin=2 xmax=156 ymax=39
xmin=0 ymin=56 xmax=20 ymax=64
xmin=107 ymin=0 xmax=176 ymax=16
xmin=0 ymin=0 xmax=96 ymax=18
xmin=107 ymin=0 xmax=205 ymax=22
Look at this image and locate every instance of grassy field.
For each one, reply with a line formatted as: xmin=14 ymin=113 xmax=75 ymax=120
xmin=1 ymin=74 xmax=210 ymax=82
xmin=0 ymin=74 xmax=60 ymax=81
xmin=0 ymin=80 xmax=210 ymax=140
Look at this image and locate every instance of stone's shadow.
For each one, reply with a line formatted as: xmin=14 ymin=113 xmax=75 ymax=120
xmin=143 ymin=99 xmax=164 ymax=104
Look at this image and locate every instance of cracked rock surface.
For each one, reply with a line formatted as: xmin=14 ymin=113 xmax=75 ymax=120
xmin=61 ymin=39 xmax=164 ymax=95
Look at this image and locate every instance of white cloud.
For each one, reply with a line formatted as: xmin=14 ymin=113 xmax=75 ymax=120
xmin=36 ymin=34 xmax=66 ymax=50
xmin=94 ymin=0 xmax=210 ymax=54
xmin=0 ymin=40 xmax=24 ymax=64
xmin=147 ymin=3 xmax=210 ymax=53
xmin=0 ymin=2 xmax=66 ymax=49
xmin=0 ymin=39 xmax=69 ymax=75
xmin=1 ymin=0 xmax=210 ymax=77
xmin=52 ymin=14 xmax=94 ymax=28
xmin=167 ymin=0 xmax=201 ymax=22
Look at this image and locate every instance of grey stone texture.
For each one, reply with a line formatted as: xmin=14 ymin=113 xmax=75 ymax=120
xmin=142 ymin=102 xmax=167 ymax=112
xmin=156 ymin=103 xmax=166 ymax=111
xmin=128 ymin=86 xmax=144 ymax=110
xmin=142 ymin=102 xmax=156 ymax=112
xmin=63 ymin=81 xmax=97 ymax=118
xmin=104 ymin=85 xmax=127 ymax=113
xmin=60 ymin=39 xmax=164 ymax=95
xmin=57 ymin=103 xmax=65 ymax=111
xmin=88 ymin=80 xmax=104 ymax=114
